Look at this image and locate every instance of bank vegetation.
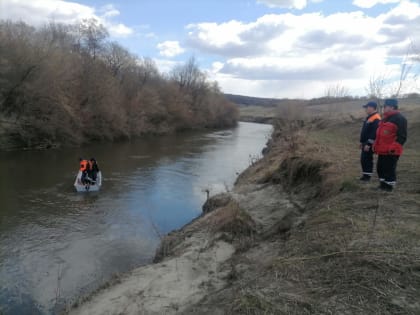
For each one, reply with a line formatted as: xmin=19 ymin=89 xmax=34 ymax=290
xmin=0 ymin=19 xmax=238 ymax=150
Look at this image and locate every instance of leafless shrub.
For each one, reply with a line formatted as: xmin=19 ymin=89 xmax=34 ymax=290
xmin=0 ymin=21 xmax=238 ymax=149
xmin=324 ymin=83 xmax=350 ymax=99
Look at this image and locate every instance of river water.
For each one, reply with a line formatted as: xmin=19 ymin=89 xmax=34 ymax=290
xmin=0 ymin=122 xmax=272 ymax=314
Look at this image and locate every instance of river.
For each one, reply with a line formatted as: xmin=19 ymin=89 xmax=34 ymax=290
xmin=0 ymin=122 xmax=272 ymax=314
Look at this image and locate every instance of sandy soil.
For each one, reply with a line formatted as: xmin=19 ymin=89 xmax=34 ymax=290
xmin=69 ymin=235 xmax=234 ymax=315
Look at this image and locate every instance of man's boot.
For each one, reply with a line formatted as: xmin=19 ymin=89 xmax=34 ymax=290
xmin=379 ymin=181 xmax=393 ymax=192
xmin=359 ymin=174 xmax=371 ymax=181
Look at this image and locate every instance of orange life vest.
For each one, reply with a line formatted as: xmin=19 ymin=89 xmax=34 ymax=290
xmin=80 ymin=160 xmax=89 ymax=172
xmin=367 ymin=113 xmax=381 ymax=123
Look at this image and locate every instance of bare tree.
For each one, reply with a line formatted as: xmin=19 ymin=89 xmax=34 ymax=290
xmin=365 ymin=59 xmax=413 ymax=111
xmin=103 ymin=42 xmax=130 ymax=76
xmin=0 ymin=21 xmax=39 ymax=116
xmin=137 ymin=57 xmax=160 ymax=88
xmin=78 ymin=18 xmax=108 ymax=59
xmin=324 ymin=83 xmax=350 ymax=98
xmin=39 ymin=22 xmax=76 ymax=52
xmin=365 ymin=74 xmax=387 ymax=111
xmin=391 ymin=51 xmax=415 ymax=98
xmin=170 ymin=56 xmax=206 ymax=91
xmin=394 ymin=64 xmax=410 ymax=97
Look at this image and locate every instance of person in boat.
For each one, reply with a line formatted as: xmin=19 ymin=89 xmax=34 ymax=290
xmin=79 ymin=158 xmax=90 ymax=184
xmin=88 ymin=158 xmax=100 ymax=183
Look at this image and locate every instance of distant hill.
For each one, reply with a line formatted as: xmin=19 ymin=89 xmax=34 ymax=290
xmin=225 ymin=94 xmax=358 ymax=107
xmin=225 ymin=92 xmax=420 ymax=108
xmin=224 ymin=94 xmax=283 ymax=107
xmin=224 ymin=93 xmax=356 ymax=107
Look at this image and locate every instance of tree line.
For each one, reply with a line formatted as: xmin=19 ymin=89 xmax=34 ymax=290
xmin=0 ymin=19 xmax=238 ymax=149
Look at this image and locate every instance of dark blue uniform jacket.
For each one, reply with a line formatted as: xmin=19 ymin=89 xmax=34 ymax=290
xmin=360 ymin=112 xmax=381 ymax=145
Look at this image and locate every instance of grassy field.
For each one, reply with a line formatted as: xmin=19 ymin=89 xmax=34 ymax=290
xmin=239 ymin=96 xmax=420 ymax=122
xmin=276 ymin=110 xmax=420 ymax=314
xmin=238 ymin=106 xmax=279 ymax=123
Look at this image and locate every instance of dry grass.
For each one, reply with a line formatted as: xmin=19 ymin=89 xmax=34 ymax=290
xmin=154 ymin=198 xmax=257 ymax=263
xmin=185 ymin=104 xmax=420 ymax=315
xmin=260 ymin=109 xmax=420 ymax=314
xmin=239 ymin=106 xmax=278 ymax=120
xmin=208 ymin=202 xmax=256 ymax=238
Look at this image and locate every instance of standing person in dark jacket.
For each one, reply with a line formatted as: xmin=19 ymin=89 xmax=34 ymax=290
xmin=373 ymin=98 xmax=407 ymax=191
xmin=359 ymin=101 xmax=381 ymax=181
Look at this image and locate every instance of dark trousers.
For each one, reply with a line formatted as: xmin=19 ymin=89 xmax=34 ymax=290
xmin=361 ymin=148 xmax=374 ymax=176
xmin=377 ymin=155 xmax=399 ymax=186
xmin=89 ymin=170 xmax=97 ymax=181
xmin=81 ymin=170 xmax=88 ymax=184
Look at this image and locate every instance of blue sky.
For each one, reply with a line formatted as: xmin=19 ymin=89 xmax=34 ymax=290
xmin=1 ymin=0 xmax=420 ymax=98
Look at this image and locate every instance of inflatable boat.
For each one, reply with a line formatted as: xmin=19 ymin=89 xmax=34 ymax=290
xmin=74 ymin=171 xmax=102 ymax=192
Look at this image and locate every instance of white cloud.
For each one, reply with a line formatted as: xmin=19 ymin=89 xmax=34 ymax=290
xmin=257 ymin=0 xmax=307 ymax=10
xmin=0 ymin=0 xmax=134 ymax=37
xmin=0 ymin=0 xmax=93 ymax=24
xmin=157 ymin=41 xmax=185 ymax=57
xmin=186 ymin=15 xmax=287 ymax=58
xmin=2 ymin=0 xmax=418 ymax=98
xmin=185 ymin=1 xmax=420 ymax=98
xmin=108 ymin=23 xmax=133 ymax=37
xmin=382 ymin=0 xmax=420 ymax=20
xmin=352 ymin=0 xmax=400 ymax=9
xmin=153 ymin=58 xmax=181 ymax=74
xmin=99 ymin=4 xmax=119 ymax=18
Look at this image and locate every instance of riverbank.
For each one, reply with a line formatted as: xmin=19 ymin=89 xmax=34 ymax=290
xmin=0 ymin=116 xmax=239 ymax=151
xmin=0 ymin=21 xmax=239 ymax=152
xmin=68 ymin=104 xmax=420 ymax=314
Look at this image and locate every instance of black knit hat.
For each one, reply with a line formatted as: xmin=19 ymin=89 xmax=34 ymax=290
xmin=384 ymin=98 xmax=398 ymax=109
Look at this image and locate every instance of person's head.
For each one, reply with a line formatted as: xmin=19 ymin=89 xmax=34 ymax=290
xmin=383 ymin=98 xmax=398 ymax=113
xmin=363 ymin=101 xmax=377 ymax=114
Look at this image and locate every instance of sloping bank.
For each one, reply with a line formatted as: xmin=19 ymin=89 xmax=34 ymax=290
xmin=68 ymin=115 xmax=420 ymax=315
